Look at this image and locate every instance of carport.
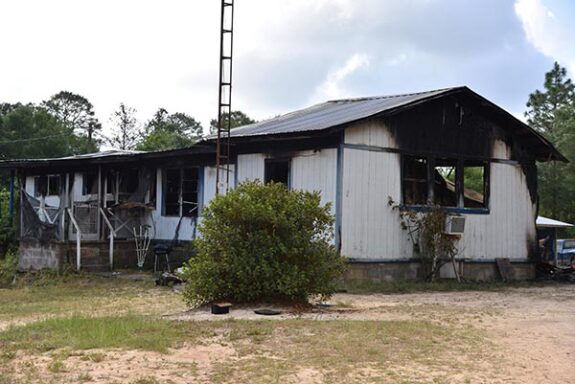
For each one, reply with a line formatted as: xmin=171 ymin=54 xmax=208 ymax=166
xmin=536 ymin=216 xmax=573 ymax=265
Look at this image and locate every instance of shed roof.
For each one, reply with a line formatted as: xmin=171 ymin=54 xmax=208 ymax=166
xmin=536 ymin=216 xmax=573 ymax=228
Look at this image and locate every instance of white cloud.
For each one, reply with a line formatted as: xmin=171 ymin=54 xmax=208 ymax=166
xmin=313 ymin=54 xmax=370 ymax=101
xmin=515 ymin=0 xmax=575 ymax=73
xmin=0 ymin=0 xmax=566 ymax=139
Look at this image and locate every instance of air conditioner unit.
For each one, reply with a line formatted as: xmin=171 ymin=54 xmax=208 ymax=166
xmin=444 ymin=215 xmax=465 ymax=235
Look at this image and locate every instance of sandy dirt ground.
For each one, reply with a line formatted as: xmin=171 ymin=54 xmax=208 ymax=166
xmin=3 ymin=285 xmax=574 ymax=383
xmin=171 ymin=285 xmax=575 ymax=384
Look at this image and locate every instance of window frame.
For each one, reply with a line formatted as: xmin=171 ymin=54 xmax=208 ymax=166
xmin=34 ymin=174 xmax=61 ymax=197
xmin=162 ymin=167 xmax=200 ymax=218
xmin=264 ymin=158 xmax=291 ymax=188
xmin=401 ymin=155 xmax=490 ymax=214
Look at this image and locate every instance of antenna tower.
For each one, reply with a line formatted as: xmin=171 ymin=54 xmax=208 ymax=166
xmin=215 ymin=0 xmax=235 ymax=195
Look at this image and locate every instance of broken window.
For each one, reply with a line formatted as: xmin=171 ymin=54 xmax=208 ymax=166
xmin=265 ymin=159 xmax=290 ymax=186
xmin=34 ymin=176 xmax=47 ymax=198
xmin=403 ymin=156 xmax=428 ymax=205
xmin=463 ymin=161 xmax=488 ymax=208
xmin=433 ymin=158 xmax=458 ymax=207
xmin=47 ymin=175 xmax=61 ymax=196
xmin=163 ymin=168 xmax=200 ymax=217
xmin=118 ymin=169 xmax=139 ymax=201
xmin=182 ymin=168 xmax=199 ymax=217
xmin=402 ymin=155 xmax=489 ymax=210
xmin=164 ymin=169 xmax=181 ymax=216
xmin=83 ymin=172 xmax=98 ymax=195
xmin=34 ymin=175 xmax=60 ymax=197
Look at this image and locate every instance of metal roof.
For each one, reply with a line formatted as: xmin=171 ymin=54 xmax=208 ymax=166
xmin=27 ymin=149 xmax=144 ymax=162
xmin=229 ymin=87 xmax=457 ymax=138
xmin=225 ymin=86 xmax=566 ymax=162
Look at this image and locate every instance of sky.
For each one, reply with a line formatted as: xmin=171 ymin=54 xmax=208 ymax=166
xmin=1 ymin=0 xmax=575 ymax=137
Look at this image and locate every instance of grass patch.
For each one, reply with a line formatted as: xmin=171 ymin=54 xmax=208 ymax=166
xmin=47 ymin=359 xmax=66 ymax=373
xmin=0 ymin=316 xmax=490 ymax=384
xmin=0 ymin=315 xmax=208 ymax=353
xmin=208 ymin=319 xmax=487 ymax=383
xmin=0 ymin=274 xmax=186 ymax=324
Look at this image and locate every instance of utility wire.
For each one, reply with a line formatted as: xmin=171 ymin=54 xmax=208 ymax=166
xmin=0 ymin=133 xmax=70 ymax=145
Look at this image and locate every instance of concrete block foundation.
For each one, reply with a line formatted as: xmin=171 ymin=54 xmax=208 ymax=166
xmin=343 ymin=260 xmax=535 ymax=282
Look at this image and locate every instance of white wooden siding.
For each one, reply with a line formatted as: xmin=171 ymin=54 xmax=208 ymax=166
xmin=341 ymin=121 xmax=536 ymax=261
xmin=202 ymin=164 xmax=235 ymax=207
xmin=291 ymin=149 xmax=338 ymax=214
xmin=341 ymin=148 xmax=412 ymax=260
xmin=460 ymin=163 xmax=536 ymax=261
xmin=236 ymin=154 xmax=265 ymax=183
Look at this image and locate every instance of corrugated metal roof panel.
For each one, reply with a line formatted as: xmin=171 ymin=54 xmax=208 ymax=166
xmin=229 ymin=87 xmax=458 ymax=137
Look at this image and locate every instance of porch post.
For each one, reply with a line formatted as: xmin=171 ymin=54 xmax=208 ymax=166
xmin=8 ymin=170 xmax=15 ymax=223
xmin=97 ymin=166 xmax=102 ymax=240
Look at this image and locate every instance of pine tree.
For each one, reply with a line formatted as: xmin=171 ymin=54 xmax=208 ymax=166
xmin=106 ymin=103 xmax=142 ymax=150
xmin=526 ymin=62 xmax=575 ymax=232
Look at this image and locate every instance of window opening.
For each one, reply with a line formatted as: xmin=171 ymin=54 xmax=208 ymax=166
xmin=403 ymin=156 xmax=428 ymax=205
xmin=182 ymin=168 xmax=199 ymax=217
xmin=34 ymin=175 xmax=61 ymax=197
xmin=34 ymin=176 xmax=47 ymax=197
xmin=118 ymin=169 xmax=139 ymax=200
xmin=402 ymin=155 xmax=489 ymax=210
xmin=83 ymin=172 xmax=97 ymax=195
xmin=163 ymin=168 xmax=199 ymax=217
xmin=463 ymin=161 xmax=487 ymax=208
xmin=164 ymin=169 xmax=181 ymax=216
xmin=433 ymin=158 xmax=458 ymax=207
xmin=264 ymin=159 xmax=290 ymax=186
xmin=47 ymin=175 xmax=61 ymax=196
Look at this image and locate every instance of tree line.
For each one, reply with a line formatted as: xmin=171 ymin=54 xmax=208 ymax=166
xmin=525 ymin=62 xmax=575 ymax=236
xmin=0 ymin=92 xmax=255 ymax=159
xmin=0 ymin=63 xmax=574 ymax=234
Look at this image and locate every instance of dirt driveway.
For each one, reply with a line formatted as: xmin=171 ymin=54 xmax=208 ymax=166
xmin=178 ymin=284 xmax=575 ymax=383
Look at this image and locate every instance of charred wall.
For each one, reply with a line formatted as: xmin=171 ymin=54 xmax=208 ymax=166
xmin=383 ymin=96 xmax=538 ymax=203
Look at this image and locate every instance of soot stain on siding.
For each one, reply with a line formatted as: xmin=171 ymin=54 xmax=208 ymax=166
xmin=382 ymin=96 xmax=538 ymax=203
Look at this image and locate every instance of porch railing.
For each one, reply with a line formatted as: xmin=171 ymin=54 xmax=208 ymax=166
xmin=99 ymin=208 xmax=116 ymax=271
xmin=67 ymin=208 xmax=81 ymax=271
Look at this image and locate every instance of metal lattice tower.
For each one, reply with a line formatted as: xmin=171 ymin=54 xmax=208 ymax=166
xmin=215 ymin=0 xmax=235 ymax=195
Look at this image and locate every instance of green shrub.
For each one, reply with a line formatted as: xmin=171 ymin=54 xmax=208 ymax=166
xmin=0 ymin=249 xmax=17 ymax=288
xmin=182 ymin=181 xmax=346 ymax=305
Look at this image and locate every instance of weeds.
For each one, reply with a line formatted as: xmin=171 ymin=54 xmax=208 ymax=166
xmin=47 ymin=359 xmax=66 ymax=373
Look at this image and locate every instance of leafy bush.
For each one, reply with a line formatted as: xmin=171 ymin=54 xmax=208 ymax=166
xmin=182 ymin=181 xmax=346 ymax=305
xmin=0 ymin=249 xmax=17 ymax=288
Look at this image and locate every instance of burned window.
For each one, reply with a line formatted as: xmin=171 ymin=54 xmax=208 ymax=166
xmin=149 ymin=171 xmax=157 ymax=205
xmin=34 ymin=176 xmax=47 ymax=197
xmin=119 ymin=170 xmax=139 ymax=195
xmin=164 ymin=169 xmax=181 ymax=216
xmin=402 ymin=155 xmax=489 ymax=210
xmin=163 ymin=168 xmax=199 ymax=217
xmin=265 ymin=159 xmax=290 ymax=186
xmin=463 ymin=161 xmax=488 ymax=208
xmin=34 ymin=175 xmax=60 ymax=197
xmin=433 ymin=158 xmax=458 ymax=208
xmin=182 ymin=168 xmax=199 ymax=217
xmin=403 ymin=156 xmax=428 ymax=205
xmin=83 ymin=172 xmax=97 ymax=195
xmin=47 ymin=175 xmax=61 ymax=196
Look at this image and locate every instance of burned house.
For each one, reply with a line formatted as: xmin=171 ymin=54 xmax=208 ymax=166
xmin=1 ymin=87 xmax=566 ymax=280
